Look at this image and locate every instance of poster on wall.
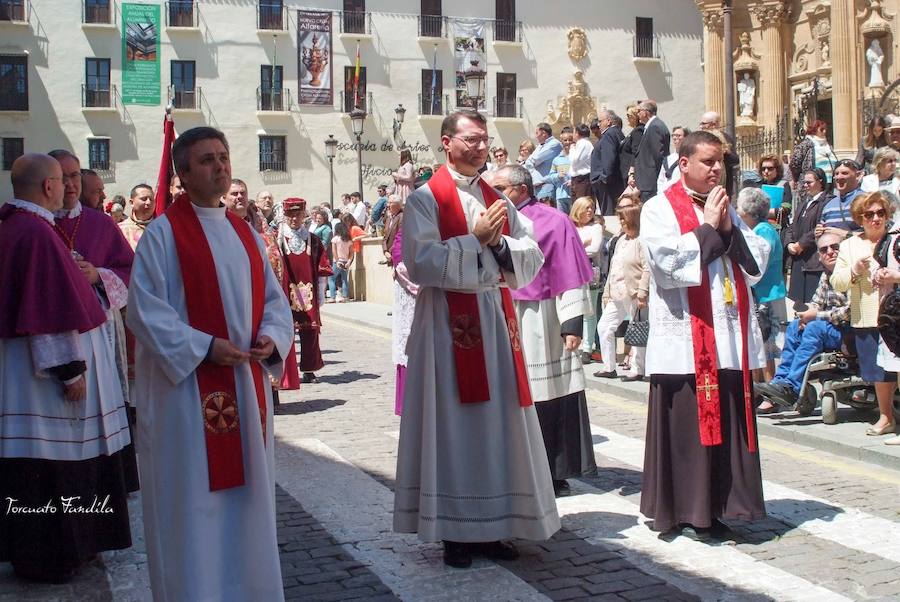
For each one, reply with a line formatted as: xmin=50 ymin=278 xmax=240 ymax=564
xmin=122 ymin=2 xmax=160 ymax=105
xmin=453 ymin=19 xmax=486 ymax=110
xmin=298 ymin=10 xmax=333 ymax=106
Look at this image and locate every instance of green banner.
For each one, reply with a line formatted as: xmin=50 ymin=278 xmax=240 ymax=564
xmin=122 ymin=3 xmax=160 ymax=105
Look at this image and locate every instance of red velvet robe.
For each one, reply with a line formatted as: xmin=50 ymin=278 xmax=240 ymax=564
xmin=281 ymin=233 xmax=332 ymax=372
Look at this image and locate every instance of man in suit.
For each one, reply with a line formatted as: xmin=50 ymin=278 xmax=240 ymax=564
xmin=525 ymin=122 xmax=563 ymax=203
xmin=590 ymin=111 xmax=625 ymax=216
xmin=634 ymin=100 xmax=670 ymax=202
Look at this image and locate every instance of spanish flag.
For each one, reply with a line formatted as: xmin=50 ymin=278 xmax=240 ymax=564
xmin=353 ymin=42 xmax=361 ymax=108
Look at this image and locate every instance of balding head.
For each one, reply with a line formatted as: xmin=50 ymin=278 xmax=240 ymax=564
xmin=11 ymin=153 xmax=65 ymax=212
xmin=699 ymin=111 xmax=720 ymax=131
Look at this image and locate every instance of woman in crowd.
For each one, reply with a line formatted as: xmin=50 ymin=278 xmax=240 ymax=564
xmin=341 ymin=213 xmax=367 ymax=255
xmin=517 ymin=140 xmax=535 ymax=164
xmin=329 ymin=221 xmax=354 ymax=303
xmin=569 ymin=196 xmax=605 ymax=364
xmin=874 ymin=223 xmax=900 ymax=445
xmin=312 ymin=209 xmax=334 ymax=304
xmin=392 ymin=149 xmax=415 ymax=203
xmin=785 ymin=168 xmax=829 ymax=304
xmin=593 ymin=192 xmax=648 ymax=382
xmin=831 ymin=191 xmax=898 ymax=437
xmin=619 ymin=104 xmax=644 ymax=187
xmin=856 ymin=116 xmax=890 ymax=173
xmin=861 ymin=146 xmax=899 ymax=197
xmin=789 ymin=119 xmax=838 ymax=187
xmin=755 ymin=153 xmax=793 ymax=228
xmin=738 ymin=187 xmax=787 ymax=384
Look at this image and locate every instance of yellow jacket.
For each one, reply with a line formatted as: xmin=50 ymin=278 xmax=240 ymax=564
xmin=830 ymin=234 xmax=881 ymax=328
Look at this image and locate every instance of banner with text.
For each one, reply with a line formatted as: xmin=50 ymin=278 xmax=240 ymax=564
xmin=122 ymin=3 xmax=161 ymax=105
xmin=453 ymin=20 xmax=486 ymax=110
xmin=298 ymin=10 xmax=333 ymax=106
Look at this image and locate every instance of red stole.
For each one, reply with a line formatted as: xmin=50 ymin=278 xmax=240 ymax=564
xmin=167 ymin=195 xmax=269 ymax=491
xmin=427 ymin=166 xmax=533 ymax=408
xmin=663 ymin=182 xmax=757 ymax=453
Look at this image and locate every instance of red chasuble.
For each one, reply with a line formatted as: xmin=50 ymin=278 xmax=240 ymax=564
xmin=166 ymin=196 xmax=269 ymax=491
xmin=427 ymin=166 xmax=532 ymax=408
xmin=663 ymin=182 xmax=756 ymax=453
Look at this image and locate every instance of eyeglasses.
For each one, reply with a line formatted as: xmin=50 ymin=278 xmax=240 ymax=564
xmin=453 ymin=135 xmax=493 ymax=148
xmin=863 ymin=209 xmax=887 ymax=220
xmin=801 ymin=180 xmax=816 ymax=186
xmin=760 ymin=165 xmax=776 ymax=172
xmin=818 ymin=243 xmax=840 ymax=254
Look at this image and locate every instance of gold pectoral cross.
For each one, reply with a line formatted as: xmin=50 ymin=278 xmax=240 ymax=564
xmin=697 ymin=373 xmax=719 ymax=401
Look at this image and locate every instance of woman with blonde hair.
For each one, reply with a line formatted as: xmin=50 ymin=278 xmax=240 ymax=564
xmin=518 ymin=139 xmax=535 ymax=164
xmin=570 ymin=196 xmax=604 ymax=362
xmin=861 ymin=146 xmax=899 ymax=197
xmin=594 ymin=192 xmax=649 ymax=381
xmin=619 ymin=104 xmax=644 ymax=187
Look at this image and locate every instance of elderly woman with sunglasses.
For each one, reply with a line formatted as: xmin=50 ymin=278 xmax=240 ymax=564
xmin=831 ymin=191 xmax=898 ymax=436
xmin=784 ymin=168 xmax=829 ymax=303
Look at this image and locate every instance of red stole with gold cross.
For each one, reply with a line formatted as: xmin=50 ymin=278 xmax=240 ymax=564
xmin=427 ymin=165 xmax=533 ymax=408
xmin=167 ymin=195 xmax=269 ymax=491
xmin=663 ymin=182 xmax=757 ymax=453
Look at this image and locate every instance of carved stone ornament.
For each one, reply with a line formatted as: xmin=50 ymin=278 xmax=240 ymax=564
xmin=751 ymin=2 xmax=790 ymax=28
xmin=733 ymin=32 xmax=761 ymax=72
xmin=858 ymin=0 xmax=894 ymax=37
xmin=703 ymin=9 xmax=723 ymax=33
xmin=546 ymin=70 xmax=599 ymax=131
xmin=567 ymin=27 xmax=588 ymax=62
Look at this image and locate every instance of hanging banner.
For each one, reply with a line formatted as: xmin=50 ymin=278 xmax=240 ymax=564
xmin=453 ymin=19 xmax=486 ymax=110
xmin=298 ymin=10 xmax=333 ymax=106
xmin=122 ymin=3 xmax=161 ymax=105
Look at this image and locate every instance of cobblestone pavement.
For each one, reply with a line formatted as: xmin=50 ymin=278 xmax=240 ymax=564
xmin=3 ymin=315 xmax=900 ymax=601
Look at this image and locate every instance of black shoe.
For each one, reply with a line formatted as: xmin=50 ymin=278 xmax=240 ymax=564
xmin=442 ymin=541 xmax=472 ymax=568
xmin=553 ymin=479 xmax=572 ymax=497
xmin=593 ymin=370 xmax=618 ymax=378
xmin=477 ymin=540 xmax=519 ymax=561
xmin=709 ymin=519 xmax=734 ymax=541
xmin=678 ymin=524 xmax=711 ymax=542
xmin=581 ymin=355 xmax=593 ymax=365
xmin=301 ymin=372 xmax=319 ymax=384
xmin=755 ymin=382 xmax=796 ymax=409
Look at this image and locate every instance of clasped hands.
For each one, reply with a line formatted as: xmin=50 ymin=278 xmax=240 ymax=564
xmin=473 ymin=201 xmax=508 ymax=247
xmin=209 ymin=335 xmax=275 ymax=366
xmin=702 ymin=186 xmax=733 ymax=233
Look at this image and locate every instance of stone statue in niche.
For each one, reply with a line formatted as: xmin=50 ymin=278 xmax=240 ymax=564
xmin=866 ymin=39 xmax=886 ymax=88
xmin=820 ymin=40 xmax=830 ymax=67
xmin=737 ymin=72 xmax=756 ymax=117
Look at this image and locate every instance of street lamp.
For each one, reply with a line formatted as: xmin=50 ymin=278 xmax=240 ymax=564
xmin=463 ymin=49 xmax=486 ymax=109
xmin=324 ymin=134 xmax=337 ymax=210
xmin=392 ymin=103 xmax=407 ymax=147
xmin=350 ymin=107 xmax=367 ymax=205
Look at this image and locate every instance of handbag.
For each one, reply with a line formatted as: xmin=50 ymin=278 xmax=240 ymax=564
xmin=623 ymin=306 xmax=649 ymax=347
xmin=589 ymin=265 xmax=603 ymax=289
xmin=876 ymin=233 xmax=900 ymax=355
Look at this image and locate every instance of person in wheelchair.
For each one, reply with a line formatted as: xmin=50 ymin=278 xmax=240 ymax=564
xmin=756 ymin=231 xmax=849 ymax=409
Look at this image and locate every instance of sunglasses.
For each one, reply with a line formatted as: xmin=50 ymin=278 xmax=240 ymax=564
xmin=837 ymin=160 xmax=861 ymax=171
xmin=760 ymin=165 xmax=776 ymax=171
xmin=863 ymin=209 xmax=886 ymax=220
xmin=818 ymin=243 xmax=840 ymax=254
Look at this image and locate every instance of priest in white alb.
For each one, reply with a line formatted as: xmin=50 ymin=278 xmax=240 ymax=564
xmin=393 ymin=109 xmax=560 ymax=569
xmin=126 ymin=127 xmax=294 ymax=600
xmin=640 ymin=130 xmax=769 ymax=540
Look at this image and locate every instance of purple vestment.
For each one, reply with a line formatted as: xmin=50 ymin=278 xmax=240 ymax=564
xmin=510 ymin=198 xmax=593 ymax=302
xmin=55 ymin=205 xmax=134 ymax=286
xmin=0 ymin=205 xmax=106 ymax=337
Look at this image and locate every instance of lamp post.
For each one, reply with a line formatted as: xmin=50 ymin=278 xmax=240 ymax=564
xmin=392 ymin=103 xmax=407 ymax=147
xmin=350 ymin=107 xmax=367 ymax=205
xmin=324 ymin=134 xmax=337 ymax=210
xmin=463 ymin=49 xmax=486 ymax=109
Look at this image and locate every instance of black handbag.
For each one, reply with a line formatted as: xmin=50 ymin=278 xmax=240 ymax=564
xmin=623 ymin=307 xmax=649 ymax=347
xmin=876 ymin=233 xmax=900 ymax=355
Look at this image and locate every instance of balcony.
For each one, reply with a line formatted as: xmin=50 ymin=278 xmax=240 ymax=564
xmin=82 ymin=1 xmax=114 ymax=26
xmin=0 ymin=89 xmax=28 ymax=112
xmin=256 ymin=87 xmax=291 ymax=114
xmin=257 ymin=3 xmax=287 ymax=33
xmin=339 ymin=90 xmax=372 ymax=115
xmin=633 ymin=34 xmax=660 ymax=62
xmin=82 ymin=84 xmax=117 ymax=111
xmin=417 ymin=14 xmax=445 ymax=39
xmin=493 ymin=19 xmax=521 ymax=45
xmin=493 ymin=95 xmax=523 ymax=120
xmin=0 ymin=0 xmax=29 ymax=24
xmin=418 ymin=92 xmax=448 ymax=117
xmin=168 ymin=85 xmax=201 ymax=111
xmin=339 ymin=11 xmax=370 ymax=37
xmin=165 ymin=1 xmax=198 ymax=29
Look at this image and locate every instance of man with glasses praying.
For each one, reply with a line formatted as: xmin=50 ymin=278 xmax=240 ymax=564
xmin=756 ymin=232 xmax=849 ymax=408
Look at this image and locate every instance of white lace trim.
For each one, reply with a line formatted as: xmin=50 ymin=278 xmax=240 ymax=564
xmin=8 ymin=198 xmax=55 ymax=224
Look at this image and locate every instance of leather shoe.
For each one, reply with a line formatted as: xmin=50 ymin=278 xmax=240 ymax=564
xmin=677 ymin=524 xmax=710 ymax=542
xmin=621 ymin=375 xmax=645 ymax=382
xmin=866 ymin=422 xmax=896 ymax=436
xmin=477 ymin=540 xmax=519 ymax=561
xmin=580 ymin=355 xmax=593 ymax=365
xmin=442 ymin=541 xmax=472 ymax=568
xmin=754 ymin=382 xmax=796 ymax=409
xmin=593 ymin=370 xmax=618 ymax=378
xmin=301 ymin=372 xmax=319 ymax=384
xmin=553 ymin=479 xmax=571 ymax=497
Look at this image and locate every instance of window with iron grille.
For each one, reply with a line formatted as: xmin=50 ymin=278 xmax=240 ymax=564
xmin=169 ymin=1 xmax=195 ymax=27
xmin=2 ymin=137 xmax=23 ymax=170
xmin=343 ymin=65 xmax=367 ymax=113
xmin=88 ymin=138 xmax=110 ymax=171
xmin=496 ymin=72 xmax=516 ymax=118
xmin=495 ymin=0 xmax=516 ymax=42
xmin=635 ymin=17 xmax=655 ymax=58
xmin=421 ymin=69 xmax=443 ymax=115
xmin=171 ymin=60 xmax=196 ymax=108
xmin=260 ymin=65 xmax=284 ymax=111
xmin=0 ymin=54 xmax=28 ymax=110
xmin=259 ymin=0 xmax=283 ymax=29
xmin=259 ymin=135 xmax=286 ymax=171
xmin=343 ymin=0 xmax=365 ymax=34
xmin=420 ymin=0 xmax=441 ymax=37
xmin=85 ymin=58 xmax=112 ymax=107
xmin=84 ymin=0 xmax=111 ymax=24
xmin=0 ymin=0 xmax=25 ymax=21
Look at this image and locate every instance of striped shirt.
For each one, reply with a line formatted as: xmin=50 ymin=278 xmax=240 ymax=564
xmin=820 ymin=188 xmax=862 ymax=232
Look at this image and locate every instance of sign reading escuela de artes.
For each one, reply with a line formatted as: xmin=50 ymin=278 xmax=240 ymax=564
xmin=298 ymin=11 xmax=333 ymax=106
xmin=122 ymin=3 xmax=161 ymax=105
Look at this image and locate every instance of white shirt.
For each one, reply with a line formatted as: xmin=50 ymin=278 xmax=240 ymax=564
xmin=657 ymin=152 xmax=681 ymax=192
xmin=569 ymin=137 xmax=593 ymax=177
xmin=350 ymin=200 xmax=368 ymax=227
xmin=861 ymin=173 xmax=900 ymax=197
